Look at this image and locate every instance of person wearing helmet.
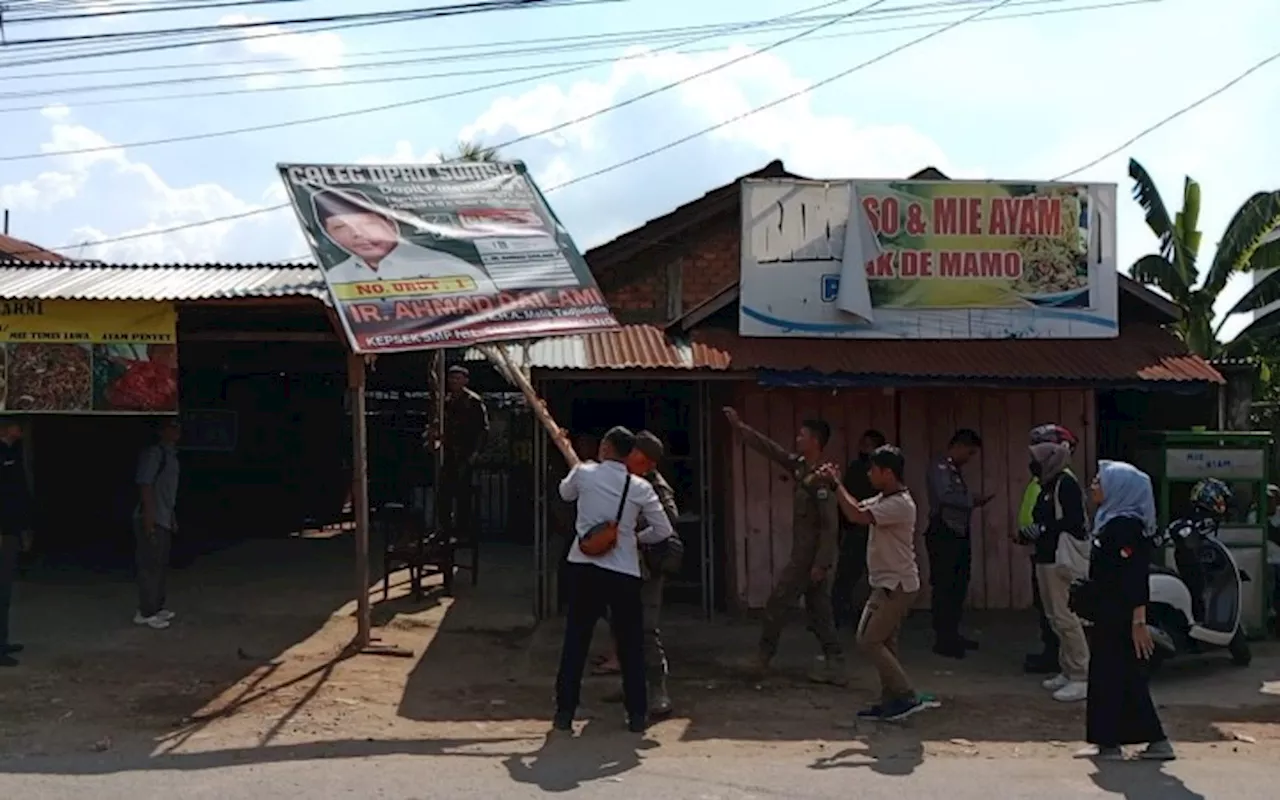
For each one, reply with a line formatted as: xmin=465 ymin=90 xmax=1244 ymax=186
xmin=1020 ymin=424 xmax=1081 ymax=675
xmin=1182 ymin=478 xmax=1232 ymax=622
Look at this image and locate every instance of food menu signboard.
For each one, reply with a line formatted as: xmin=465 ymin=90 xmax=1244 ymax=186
xmin=0 ymin=300 xmax=178 ymax=413
xmin=739 ymin=178 xmax=1119 ymax=339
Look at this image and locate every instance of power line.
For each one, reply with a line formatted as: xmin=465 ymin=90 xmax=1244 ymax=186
xmin=0 ymin=0 xmax=615 ymax=68
xmin=492 ymin=0 xmax=898 ymax=151
xmin=2 ymin=0 xmax=1017 ymax=260
xmin=2 ymin=0 xmax=321 ymax=25
xmin=546 ymin=0 xmax=1016 ymax=191
xmin=0 ymin=0 xmax=892 ymax=108
xmin=0 ymin=0 xmax=962 ymax=78
xmin=0 ymin=0 xmax=1147 ymax=100
xmin=1051 ymin=46 xmax=1280 ymax=181
xmin=0 ymin=0 xmax=990 ymax=79
xmin=0 ymin=0 xmax=604 ymax=47
xmin=0 ymin=1 xmax=859 ymax=161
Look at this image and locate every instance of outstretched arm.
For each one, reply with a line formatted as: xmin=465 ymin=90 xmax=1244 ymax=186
xmin=723 ymin=406 xmax=797 ymax=470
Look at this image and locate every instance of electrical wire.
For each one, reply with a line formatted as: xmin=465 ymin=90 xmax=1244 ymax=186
xmin=0 ymin=0 xmax=897 ymax=112
xmin=3 ymin=0 xmax=1016 ymax=260
xmin=0 ymin=0 xmax=1001 ymax=79
xmin=0 ymin=0 xmax=1146 ymax=99
xmin=1 ymin=0 xmax=322 ymax=25
xmin=0 ymin=0 xmax=617 ymax=68
xmin=1051 ymin=46 xmax=1280 ymax=180
xmin=0 ymin=0 xmax=871 ymax=162
xmin=0 ymin=0 xmax=607 ymax=47
xmin=544 ymin=0 xmax=1016 ymax=191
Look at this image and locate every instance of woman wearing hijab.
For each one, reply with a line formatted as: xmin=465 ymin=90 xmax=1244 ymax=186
xmin=1081 ymin=461 xmax=1174 ymax=761
xmin=1016 ymin=438 xmax=1090 ymax=702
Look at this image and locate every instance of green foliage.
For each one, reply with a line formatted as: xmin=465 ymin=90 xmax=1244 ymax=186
xmin=1126 ymin=158 xmax=1280 ymax=360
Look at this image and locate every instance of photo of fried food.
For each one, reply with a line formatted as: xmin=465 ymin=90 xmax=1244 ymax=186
xmin=1011 ymin=190 xmax=1089 ymax=297
xmin=93 ymin=343 xmax=179 ymax=412
xmin=6 ymin=343 xmax=92 ymax=411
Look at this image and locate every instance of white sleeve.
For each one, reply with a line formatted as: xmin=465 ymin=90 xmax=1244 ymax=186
xmin=559 ymin=465 xmax=581 ymax=501
xmin=634 ymin=479 xmax=674 ymax=544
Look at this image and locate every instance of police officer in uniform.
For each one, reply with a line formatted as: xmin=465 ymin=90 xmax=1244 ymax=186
xmin=432 ymin=366 xmax=490 ymax=537
xmin=723 ymin=407 xmax=844 ymax=685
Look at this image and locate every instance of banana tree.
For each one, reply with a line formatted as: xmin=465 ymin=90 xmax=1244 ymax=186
xmin=1127 ymin=158 xmax=1280 ymax=358
xmin=448 ymin=140 xmax=500 ymax=162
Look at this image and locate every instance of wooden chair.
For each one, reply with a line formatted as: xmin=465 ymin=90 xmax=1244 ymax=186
xmin=378 ymin=502 xmax=451 ymax=600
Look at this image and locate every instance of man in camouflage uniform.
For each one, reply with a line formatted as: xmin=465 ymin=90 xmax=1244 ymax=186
xmin=723 ymin=407 xmax=845 ymax=685
xmin=603 ymin=430 xmax=681 ymax=717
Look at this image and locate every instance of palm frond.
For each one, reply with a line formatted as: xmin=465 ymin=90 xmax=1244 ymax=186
xmin=448 ymin=140 xmax=501 ymax=162
xmin=1129 ymin=253 xmax=1188 ymax=303
xmin=1204 ymin=190 xmax=1280 ymax=296
xmin=1171 ymin=176 xmax=1201 ymax=287
xmin=1128 ymin=159 xmax=1177 ymax=259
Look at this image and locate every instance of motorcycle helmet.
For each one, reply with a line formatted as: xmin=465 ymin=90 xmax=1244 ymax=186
xmin=1029 ymin=423 xmax=1079 ymax=451
xmin=1189 ymin=477 xmax=1232 ymax=519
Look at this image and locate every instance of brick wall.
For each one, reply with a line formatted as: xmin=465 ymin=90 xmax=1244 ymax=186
xmin=593 ymin=213 xmax=740 ymax=324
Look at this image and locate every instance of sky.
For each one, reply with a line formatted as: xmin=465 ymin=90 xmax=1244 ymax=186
xmin=0 ymin=0 xmax=1277 ymax=338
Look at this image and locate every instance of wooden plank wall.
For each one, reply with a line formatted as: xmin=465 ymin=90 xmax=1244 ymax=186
xmin=724 ymin=384 xmax=1096 ymax=610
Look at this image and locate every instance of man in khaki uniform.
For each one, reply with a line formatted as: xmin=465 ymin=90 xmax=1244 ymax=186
xmin=723 ymin=407 xmax=844 ymax=685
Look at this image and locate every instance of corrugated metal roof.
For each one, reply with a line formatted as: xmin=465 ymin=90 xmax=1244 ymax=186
xmin=466 ymin=325 xmax=732 ymax=370
xmin=0 ymin=264 xmax=327 ymax=301
xmin=0 ymin=234 xmax=66 ymax=263
xmin=464 ymin=323 xmax=1220 ymax=383
xmin=690 ymin=324 xmax=1224 ymax=384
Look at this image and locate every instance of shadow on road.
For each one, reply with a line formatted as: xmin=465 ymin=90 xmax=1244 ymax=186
xmin=1090 ymin=760 xmax=1207 ymax=799
xmin=503 ymin=721 xmax=657 ymax=793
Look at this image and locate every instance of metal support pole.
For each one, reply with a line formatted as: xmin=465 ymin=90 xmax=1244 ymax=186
xmin=347 ymin=351 xmax=371 ymax=648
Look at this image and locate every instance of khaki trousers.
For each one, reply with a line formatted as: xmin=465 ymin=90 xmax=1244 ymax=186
xmin=1036 ymin=563 xmax=1089 ymax=681
xmin=856 ymin=586 xmax=917 ymax=703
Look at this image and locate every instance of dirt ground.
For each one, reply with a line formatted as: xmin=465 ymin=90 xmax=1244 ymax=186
xmin=3 ymin=536 xmax=1279 ymax=768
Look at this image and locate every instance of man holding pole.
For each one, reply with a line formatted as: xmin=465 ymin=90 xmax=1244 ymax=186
xmin=553 ymin=426 xmax=675 ymax=733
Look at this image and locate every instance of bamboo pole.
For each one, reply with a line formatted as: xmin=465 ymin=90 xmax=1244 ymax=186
xmin=478 ymin=344 xmax=578 ymax=468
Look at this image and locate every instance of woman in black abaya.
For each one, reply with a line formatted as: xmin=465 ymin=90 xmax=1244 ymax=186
xmin=1081 ymin=460 xmax=1174 ymax=761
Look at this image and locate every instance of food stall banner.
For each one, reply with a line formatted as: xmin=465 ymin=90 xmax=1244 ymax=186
xmin=278 ymin=161 xmax=620 ymax=353
xmin=0 ymin=299 xmax=177 ymax=413
xmin=739 ymin=178 xmax=1119 ymax=339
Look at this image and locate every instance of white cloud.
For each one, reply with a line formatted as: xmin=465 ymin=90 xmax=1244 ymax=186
xmin=217 ymin=13 xmax=346 ymax=89
xmin=460 ymin=46 xmax=959 ymax=248
xmin=0 ymin=111 xmax=301 ymax=263
xmin=356 ymin=141 xmax=445 ymax=165
xmin=40 ymin=104 xmax=70 ymax=121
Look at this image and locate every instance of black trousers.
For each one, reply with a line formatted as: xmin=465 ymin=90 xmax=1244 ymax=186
xmin=1086 ymin=622 xmax=1166 ymax=746
xmin=134 ymin=522 xmax=172 ymax=618
xmin=926 ymin=524 xmax=971 ymax=645
xmin=832 ymin=526 xmax=869 ymax=628
xmin=438 ymin=461 xmax=475 ymax=537
xmin=1031 ymin=555 xmax=1061 ymax=656
xmin=556 ymin=562 xmax=646 ymax=722
xmin=0 ymin=534 xmax=18 ymax=648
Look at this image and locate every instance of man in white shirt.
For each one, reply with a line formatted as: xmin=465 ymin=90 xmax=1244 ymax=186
xmin=313 ymin=189 xmax=497 ymax=294
xmin=554 ymin=426 xmax=675 ymax=734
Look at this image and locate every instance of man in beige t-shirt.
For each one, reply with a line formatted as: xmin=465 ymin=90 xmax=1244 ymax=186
xmin=825 ymin=445 xmax=927 ymax=723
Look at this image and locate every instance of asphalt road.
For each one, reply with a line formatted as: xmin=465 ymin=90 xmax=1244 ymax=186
xmin=0 ymin=746 xmax=1266 ymax=799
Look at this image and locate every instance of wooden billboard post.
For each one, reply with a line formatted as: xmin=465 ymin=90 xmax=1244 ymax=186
xmin=344 ymin=350 xmax=412 ymax=659
xmin=347 ymin=351 xmax=372 ymax=648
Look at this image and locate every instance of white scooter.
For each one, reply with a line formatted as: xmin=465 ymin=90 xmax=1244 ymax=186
xmin=1146 ymin=514 xmax=1252 ymax=673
